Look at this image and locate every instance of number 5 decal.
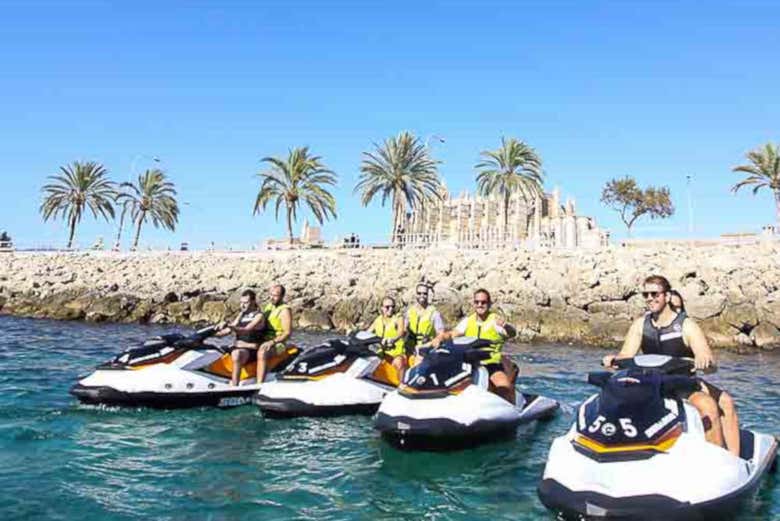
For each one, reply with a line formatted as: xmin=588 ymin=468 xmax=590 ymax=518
xmin=588 ymin=415 xmax=606 ymax=433
xmin=620 ymin=418 xmax=637 ymax=438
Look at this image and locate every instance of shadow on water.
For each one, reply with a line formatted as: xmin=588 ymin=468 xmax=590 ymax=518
xmin=0 ymin=315 xmax=778 ymax=521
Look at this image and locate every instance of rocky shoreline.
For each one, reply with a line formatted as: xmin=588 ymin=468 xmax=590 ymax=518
xmin=1 ymin=243 xmax=779 ymax=350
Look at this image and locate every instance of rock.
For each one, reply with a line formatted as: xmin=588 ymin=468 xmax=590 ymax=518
xmin=166 ymin=301 xmax=191 ymax=321
xmin=297 ymin=309 xmax=332 ymax=330
xmin=751 ymin=322 xmax=780 ymax=350
xmin=685 ymin=294 xmax=727 ymax=320
xmin=0 ymin=295 xmax=5 ymax=311
xmin=128 ymin=301 xmax=154 ymax=323
xmin=162 ymin=291 xmax=179 ymax=303
xmin=150 ymin=312 xmax=169 ymax=324
xmin=85 ymin=296 xmax=131 ymax=322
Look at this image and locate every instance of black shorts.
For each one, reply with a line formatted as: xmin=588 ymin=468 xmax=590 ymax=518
xmin=230 ymin=346 xmax=258 ymax=363
xmin=484 ymin=363 xmax=504 ymax=376
xmin=698 ymin=378 xmax=724 ymax=404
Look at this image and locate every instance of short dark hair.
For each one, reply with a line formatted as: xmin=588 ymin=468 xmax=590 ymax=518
xmin=241 ymin=289 xmax=256 ymax=300
xmin=643 ymin=275 xmax=671 ymax=293
xmin=473 ymin=288 xmax=492 ymax=304
xmin=272 ymin=284 xmax=286 ymax=298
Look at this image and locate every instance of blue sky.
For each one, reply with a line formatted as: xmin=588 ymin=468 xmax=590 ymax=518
xmin=1 ymin=1 xmax=778 ymax=249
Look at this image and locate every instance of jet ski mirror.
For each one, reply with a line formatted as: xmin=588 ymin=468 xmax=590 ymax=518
xmin=587 ymin=371 xmax=612 ymax=388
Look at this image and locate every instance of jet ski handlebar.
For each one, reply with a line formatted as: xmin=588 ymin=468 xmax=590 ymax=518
xmin=607 ymin=355 xmax=711 ymax=375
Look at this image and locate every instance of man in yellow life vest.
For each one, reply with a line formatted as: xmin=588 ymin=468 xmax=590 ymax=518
xmin=404 ymin=283 xmax=445 ymax=354
xmin=432 ymin=288 xmax=517 ymax=403
xmin=370 ymin=296 xmax=408 ymax=378
xmin=256 ymin=284 xmax=293 ymax=385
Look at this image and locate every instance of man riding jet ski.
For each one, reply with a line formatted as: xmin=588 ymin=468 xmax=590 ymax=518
xmin=254 ymin=331 xmax=400 ymax=417
xmin=70 ymin=325 xmax=300 ymax=408
xmin=374 ymin=337 xmax=559 ymax=450
xmin=538 ymin=355 xmax=778 ymax=520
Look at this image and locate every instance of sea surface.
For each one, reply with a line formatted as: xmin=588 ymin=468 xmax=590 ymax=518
xmin=0 ymin=315 xmax=777 ymax=521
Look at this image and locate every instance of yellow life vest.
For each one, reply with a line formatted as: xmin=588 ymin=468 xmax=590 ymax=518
xmin=463 ymin=312 xmax=504 ymax=365
xmin=261 ymin=303 xmax=290 ymax=343
xmin=371 ymin=315 xmax=405 ymax=358
xmin=407 ymin=305 xmax=437 ymax=346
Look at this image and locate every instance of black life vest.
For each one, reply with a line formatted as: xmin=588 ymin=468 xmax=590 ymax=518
xmin=640 ymin=311 xmax=694 ymax=358
xmin=235 ymin=310 xmax=264 ymax=344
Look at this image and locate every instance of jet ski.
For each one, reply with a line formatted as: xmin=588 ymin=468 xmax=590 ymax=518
xmin=538 ymin=355 xmax=778 ymax=520
xmin=70 ymin=326 xmax=300 ymax=408
xmin=254 ymin=331 xmax=400 ymax=417
xmin=374 ymin=337 xmax=559 ymax=450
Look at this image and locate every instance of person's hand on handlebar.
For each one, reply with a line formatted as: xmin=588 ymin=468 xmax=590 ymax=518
xmin=602 ymin=354 xmax=617 ymax=368
xmin=694 ymin=352 xmax=715 ymax=371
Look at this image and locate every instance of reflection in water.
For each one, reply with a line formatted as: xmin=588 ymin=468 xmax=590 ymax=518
xmin=0 ymin=315 xmax=777 ymax=520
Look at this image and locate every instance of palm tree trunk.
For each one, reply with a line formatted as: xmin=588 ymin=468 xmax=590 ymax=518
xmin=114 ymin=205 xmax=127 ymax=250
xmin=67 ymin=218 xmax=77 ymax=249
xmin=503 ymin=192 xmax=510 ymax=242
xmin=390 ymin=193 xmax=400 ymax=245
xmin=132 ymin=212 xmax=144 ymax=250
xmin=286 ymin=205 xmax=294 ymax=246
xmin=775 ymin=190 xmax=780 ymax=232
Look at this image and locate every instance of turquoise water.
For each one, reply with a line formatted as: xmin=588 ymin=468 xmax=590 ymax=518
xmin=0 ymin=315 xmax=778 ymax=520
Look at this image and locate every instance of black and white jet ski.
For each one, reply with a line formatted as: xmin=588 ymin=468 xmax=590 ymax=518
xmin=70 ymin=326 xmax=300 ymax=408
xmin=254 ymin=331 xmax=400 ymax=417
xmin=538 ymin=355 xmax=778 ymax=520
xmin=374 ymin=337 xmax=559 ymax=450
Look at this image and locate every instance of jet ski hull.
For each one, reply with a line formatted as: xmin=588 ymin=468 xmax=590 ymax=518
xmin=70 ymin=383 xmax=257 ymax=409
xmin=254 ymin=371 xmax=395 ymax=418
xmin=539 ymin=422 xmax=778 ymax=520
xmin=375 ymin=390 xmax=559 ymax=451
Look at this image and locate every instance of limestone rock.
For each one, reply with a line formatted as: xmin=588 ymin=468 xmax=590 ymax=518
xmin=751 ymin=322 xmax=780 ymax=350
xmin=297 ymin=309 xmax=333 ymax=330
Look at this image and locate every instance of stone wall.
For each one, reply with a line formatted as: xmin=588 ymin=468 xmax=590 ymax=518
xmin=1 ymin=243 xmax=779 ymax=350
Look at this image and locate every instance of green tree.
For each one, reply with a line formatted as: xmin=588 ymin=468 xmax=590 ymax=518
xmin=254 ymin=147 xmax=338 ymax=245
xmin=119 ymin=169 xmax=179 ymax=250
xmin=40 ymin=161 xmax=116 ymax=249
xmin=355 ymin=131 xmax=442 ymax=244
xmin=732 ymin=142 xmax=780 ymax=228
xmin=475 ymin=137 xmax=544 ymax=235
xmin=600 ymin=176 xmax=674 ymax=237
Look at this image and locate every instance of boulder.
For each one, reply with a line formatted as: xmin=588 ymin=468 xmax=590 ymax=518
xmin=685 ymin=294 xmax=727 ymax=320
xmin=166 ymin=301 xmax=191 ymax=322
xmin=190 ymin=300 xmax=227 ymax=324
xmin=751 ymin=322 xmax=780 ymax=350
xmin=297 ymin=309 xmax=333 ymax=330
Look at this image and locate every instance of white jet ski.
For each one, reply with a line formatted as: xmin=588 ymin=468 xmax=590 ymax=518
xmin=538 ymin=355 xmax=778 ymax=520
xmin=374 ymin=337 xmax=559 ymax=450
xmin=254 ymin=331 xmax=401 ymax=417
xmin=70 ymin=326 xmax=300 ymax=408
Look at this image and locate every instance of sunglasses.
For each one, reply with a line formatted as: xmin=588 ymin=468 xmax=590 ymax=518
xmin=416 ymin=291 xmax=428 ymax=296
xmin=473 ymin=300 xmax=489 ymax=305
xmin=382 ymin=305 xmax=395 ymax=309
xmin=641 ymin=291 xmax=664 ymax=299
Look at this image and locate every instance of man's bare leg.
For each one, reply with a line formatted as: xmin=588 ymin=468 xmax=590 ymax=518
xmin=256 ymin=347 xmax=269 ymax=385
xmin=490 ymin=371 xmax=515 ymax=404
xmin=231 ymin=349 xmax=249 ymax=387
xmin=689 ymin=391 xmax=725 ymax=448
xmin=718 ymin=392 xmax=741 ymax=457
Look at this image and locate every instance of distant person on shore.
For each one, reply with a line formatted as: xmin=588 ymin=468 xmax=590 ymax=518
xmin=255 ymin=284 xmax=293 ymax=385
xmin=216 ymin=289 xmax=266 ymax=386
xmin=370 ymin=296 xmax=408 ymax=377
xmin=602 ymin=275 xmax=741 ymax=456
xmin=405 ymin=283 xmax=445 ymax=354
xmin=431 ymin=289 xmax=517 ymax=403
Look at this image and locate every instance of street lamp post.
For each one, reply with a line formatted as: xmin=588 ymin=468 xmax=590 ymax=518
xmin=686 ymin=174 xmax=694 ymax=237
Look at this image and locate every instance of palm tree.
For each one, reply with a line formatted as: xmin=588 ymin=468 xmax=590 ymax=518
xmin=254 ymin=147 xmax=338 ymax=245
xmin=474 ymin=137 xmax=543 ymax=236
xmin=40 ymin=161 xmax=116 ymax=249
xmin=732 ymin=142 xmax=780 ymax=228
xmin=355 ymin=131 xmax=442 ymax=244
xmin=120 ymin=169 xmax=179 ymax=250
